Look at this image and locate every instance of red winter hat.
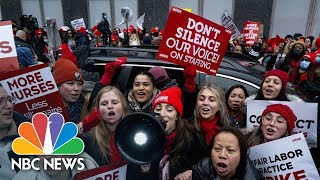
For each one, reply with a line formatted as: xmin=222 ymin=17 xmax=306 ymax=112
xmin=35 ymin=29 xmax=42 ymax=35
xmin=263 ymin=69 xmax=289 ymax=90
xmin=53 ymin=58 xmax=83 ymax=85
xmin=262 ymin=104 xmax=297 ymax=135
xmin=315 ymin=38 xmax=320 ymax=49
xmin=148 ymin=66 xmax=169 ymax=84
xmin=302 ymin=52 xmax=316 ymax=64
xmin=79 ymin=27 xmax=86 ymax=34
xmin=94 ymin=30 xmax=101 ymax=36
xmin=152 ymin=87 xmax=183 ymax=117
xmin=91 ymin=25 xmax=97 ymax=32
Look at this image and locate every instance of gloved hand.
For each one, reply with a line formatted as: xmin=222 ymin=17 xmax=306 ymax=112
xmin=82 ymin=108 xmax=102 ymax=133
xmin=183 ymin=64 xmax=196 ymax=92
xmin=100 ymin=57 xmax=127 ymax=85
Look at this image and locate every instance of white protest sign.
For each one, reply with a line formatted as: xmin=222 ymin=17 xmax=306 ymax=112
xmin=0 ymin=21 xmax=19 ymax=72
xmin=249 ymin=133 xmax=319 ymax=179
xmin=247 ymin=100 xmax=318 ymax=147
xmin=0 ymin=64 xmax=69 ymax=121
xmin=220 ymin=10 xmax=240 ymax=41
xmin=71 ymin=18 xmax=86 ymax=30
xmin=74 ymin=161 xmax=127 ymax=180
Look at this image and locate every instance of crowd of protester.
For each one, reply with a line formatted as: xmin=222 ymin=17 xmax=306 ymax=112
xmin=0 ymin=17 xmax=319 ymax=180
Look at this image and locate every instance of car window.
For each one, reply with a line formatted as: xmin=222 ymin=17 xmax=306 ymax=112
xmin=205 ymin=75 xmax=258 ymax=96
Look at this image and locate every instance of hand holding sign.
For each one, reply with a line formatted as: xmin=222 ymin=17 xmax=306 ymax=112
xmin=157 ymin=7 xmax=232 ymax=75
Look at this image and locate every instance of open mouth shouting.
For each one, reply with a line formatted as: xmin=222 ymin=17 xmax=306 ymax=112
xmin=107 ymin=111 xmax=116 ymax=119
xmin=215 ymin=162 xmax=228 ymax=175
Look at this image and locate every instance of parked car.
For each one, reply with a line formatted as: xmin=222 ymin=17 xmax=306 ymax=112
xmin=88 ymin=47 xmax=304 ymax=99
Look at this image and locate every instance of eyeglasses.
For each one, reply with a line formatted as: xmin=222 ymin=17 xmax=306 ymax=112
xmin=262 ymin=116 xmax=286 ymax=126
xmin=0 ymin=96 xmax=15 ymax=106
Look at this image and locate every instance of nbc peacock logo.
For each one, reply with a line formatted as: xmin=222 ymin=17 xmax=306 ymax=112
xmin=12 ymin=112 xmax=84 ymax=155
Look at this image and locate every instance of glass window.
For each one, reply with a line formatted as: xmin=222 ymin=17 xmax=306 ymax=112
xmin=205 ymin=75 xmax=258 ymax=96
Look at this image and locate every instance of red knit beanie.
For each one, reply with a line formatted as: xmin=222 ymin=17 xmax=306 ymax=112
xmin=152 ymin=87 xmax=183 ymax=117
xmin=79 ymin=27 xmax=86 ymax=34
xmin=53 ymin=58 xmax=83 ymax=86
xmin=302 ymin=52 xmax=316 ymax=64
xmin=262 ymin=104 xmax=297 ymax=135
xmin=148 ymin=66 xmax=169 ymax=84
xmin=315 ymin=38 xmax=320 ymax=49
xmin=263 ymin=69 xmax=289 ymax=90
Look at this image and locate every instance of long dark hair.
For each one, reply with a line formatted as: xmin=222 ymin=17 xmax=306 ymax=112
xmin=209 ymin=127 xmax=248 ymax=180
xmin=254 ymin=83 xmax=289 ymax=101
xmin=169 ymin=116 xmax=206 ymax=170
xmin=225 ymin=84 xmax=249 ymax=109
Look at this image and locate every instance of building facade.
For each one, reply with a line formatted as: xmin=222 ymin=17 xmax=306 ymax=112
xmin=0 ymin=0 xmax=319 ymax=38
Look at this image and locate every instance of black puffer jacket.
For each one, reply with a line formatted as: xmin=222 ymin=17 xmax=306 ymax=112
xmin=192 ymin=157 xmax=262 ymax=180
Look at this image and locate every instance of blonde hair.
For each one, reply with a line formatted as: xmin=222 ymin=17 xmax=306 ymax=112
xmin=193 ymin=83 xmax=230 ymax=130
xmin=91 ymin=86 xmax=128 ymax=161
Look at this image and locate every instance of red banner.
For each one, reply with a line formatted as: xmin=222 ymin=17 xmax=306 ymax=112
xmin=0 ymin=21 xmax=19 ymax=73
xmin=157 ymin=7 xmax=232 ymax=75
xmin=0 ymin=64 xmax=69 ymax=121
xmin=243 ymin=21 xmax=260 ymax=46
xmin=74 ymin=161 xmax=127 ymax=180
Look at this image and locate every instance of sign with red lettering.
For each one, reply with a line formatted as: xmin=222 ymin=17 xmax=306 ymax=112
xmin=247 ymin=100 xmax=318 ymax=148
xmin=243 ymin=21 xmax=260 ymax=45
xmin=157 ymin=7 xmax=232 ymax=75
xmin=249 ymin=133 xmax=319 ymax=179
xmin=0 ymin=64 xmax=69 ymax=121
xmin=0 ymin=21 xmax=19 ymax=73
xmin=74 ymin=161 xmax=127 ymax=180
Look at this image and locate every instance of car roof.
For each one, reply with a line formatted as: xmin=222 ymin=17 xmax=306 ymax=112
xmin=90 ymin=47 xmax=266 ymax=79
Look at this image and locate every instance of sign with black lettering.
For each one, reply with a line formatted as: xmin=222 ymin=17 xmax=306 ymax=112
xmin=0 ymin=21 xmax=19 ymax=73
xmin=220 ymin=10 xmax=240 ymax=41
xmin=249 ymin=133 xmax=319 ymax=179
xmin=157 ymin=6 xmax=232 ymax=75
xmin=74 ymin=161 xmax=127 ymax=180
xmin=247 ymin=100 xmax=318 ymax=147
xmin=0 ymin=64 xmax=69 ymax=121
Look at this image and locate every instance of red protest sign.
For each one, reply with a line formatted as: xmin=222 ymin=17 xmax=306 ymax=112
xmin=243 ymin=21 xmax=260 ymax=46
xmin=74 ymin=161 xmax=127 ymax=180
xmin=0 ymin=64 xmax=69 ymax=121
xmin=157 ymin=7 xmax=232 ymax=75
xmin=0 ymin=21 xmax=19 ymax=73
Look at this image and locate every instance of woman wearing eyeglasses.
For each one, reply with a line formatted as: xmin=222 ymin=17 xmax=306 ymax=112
xmin=247 ymin=104 xmax=297 ymax=146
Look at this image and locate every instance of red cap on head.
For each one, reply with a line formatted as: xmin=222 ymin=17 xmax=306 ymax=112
xmin=302 ymin=52 xmax=316 ymax=64
xmin=152 ymin=87 xmax=183 ymax=117
xmin=262 ymin=104 xmax=297 ymax=135
xmin=94 ymin=30 xmax=101 ymax=36
xmin=53 ymin=59 xmax=83 ymax=85
xmin=35 ymin=29 xmax=42 ymax=35
xmin=263 ymin=69 xmax=289 ymax=90
xmin=79 ymin=27 xmax=86 ymax=34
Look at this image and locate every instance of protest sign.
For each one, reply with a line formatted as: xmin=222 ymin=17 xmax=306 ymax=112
xmin=249 ymin=133 xmax=319 ymax=179
xmin=157 ymin=7 xmax=232 ymax=75
xmin=74 ymin=161 xmax=127 ymax=180
xmin=71 ymin=18 xmax=86 ymax=30
xmin=247 ymin=100 xmax=318 ymax=147
xmin=0 ymin=64 xmax=69 ymax=121
xmin=220 ymin=10 xmax=240 ymax=41
xmin=0 ymin=21 xmax=19 ymax=73
xmin=243 ymin=21 xmax=260 ymax=45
